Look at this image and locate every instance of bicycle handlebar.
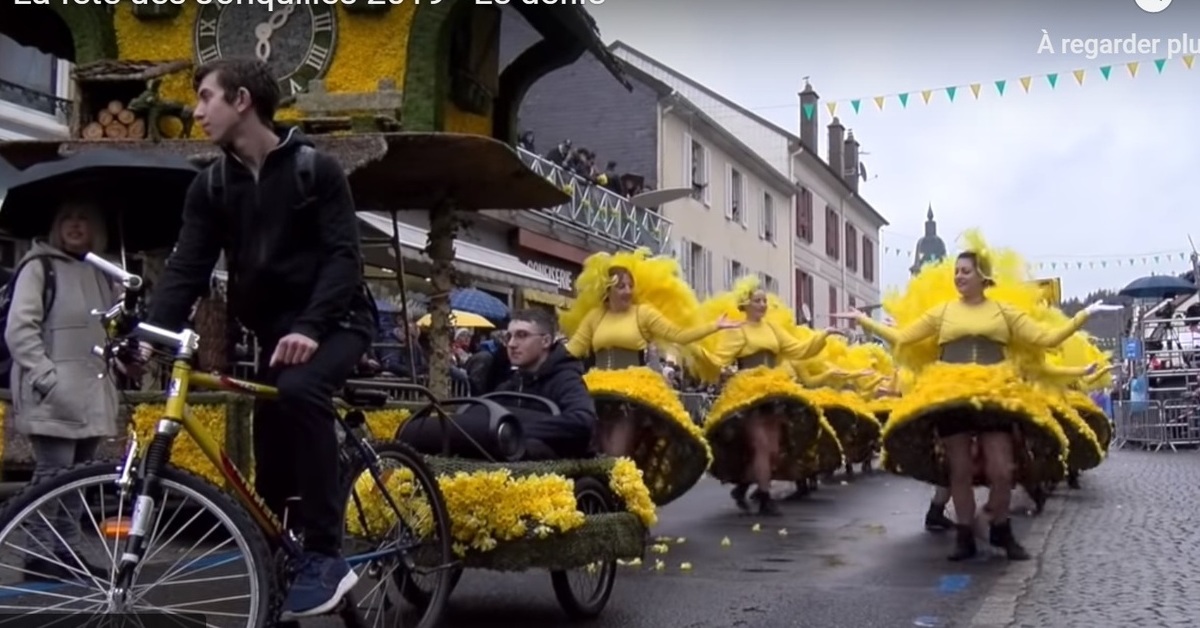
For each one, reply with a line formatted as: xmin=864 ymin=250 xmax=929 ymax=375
xmin=83 ymin=254 xmax=195 ymax=358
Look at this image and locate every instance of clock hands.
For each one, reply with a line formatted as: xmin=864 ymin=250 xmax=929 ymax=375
xmin=253 ymin=5 xmax=297 ymax=63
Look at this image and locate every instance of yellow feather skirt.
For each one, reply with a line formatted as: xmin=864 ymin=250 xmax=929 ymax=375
xmin=804 ymin=388 xmax=883 ymax=465
xmin=583 ymin=367 xmax=711 ymax=506
xmin=880 ymin=362 xmax=1069 ymax=486
xmin=1047 ymin=398 xmax=1104 ymax=472
xmin=1066 ymin=390 xmax=1112 ymax=452
xmin=702 ymin=366 xmax=828 ymax=483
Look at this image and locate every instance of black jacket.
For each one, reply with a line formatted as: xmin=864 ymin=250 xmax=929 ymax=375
xmin=497 ymin=343 xmax=596 ymax=439
xmin=148 ymin=128 xmax=373 ymax=341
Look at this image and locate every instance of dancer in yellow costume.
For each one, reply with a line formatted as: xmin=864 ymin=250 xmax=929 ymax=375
xmin=560 ymin=249 xmax=736 ymax=506
xmin=687 ymin=276 xmax=830 ymax=515
xmin=792 ymin=336 xmax=885 ymax=478
xmin=833 ymin=233 xmax=1120 ymax=561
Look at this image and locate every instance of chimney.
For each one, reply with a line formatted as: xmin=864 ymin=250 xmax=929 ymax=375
xmin=827 ymin=117 xmax=844 ymax=178
xmin=843 ymin=130 xmax=860 ymax=193
xmin=799 ymin=81 xmax=819 ymax=153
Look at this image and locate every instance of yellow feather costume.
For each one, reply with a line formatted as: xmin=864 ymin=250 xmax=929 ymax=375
xmin=558 ymin=249 xmax=712 ymax=506
xmin=790 ymin=334 xmax=884 ymax=467
xmin=871 ymin=231 xmax=1073 ymax=487
xmin=687 ymin=276 xmax=831 ymax=483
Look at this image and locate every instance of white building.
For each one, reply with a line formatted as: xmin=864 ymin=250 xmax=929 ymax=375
xmin=613 ymin=43 xmax=889 ymax=327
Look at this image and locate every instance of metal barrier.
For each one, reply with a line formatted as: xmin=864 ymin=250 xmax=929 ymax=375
xmin=1112 ymin=399 xmax=1200 ymax=451
xmin=679 ymin=392 xmax=714 ymax=426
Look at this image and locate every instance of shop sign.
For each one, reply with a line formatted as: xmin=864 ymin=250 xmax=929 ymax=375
xmin=525 ymin=260 xmax=575 ymax=292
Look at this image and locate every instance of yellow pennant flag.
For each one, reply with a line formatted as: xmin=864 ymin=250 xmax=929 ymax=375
xmin=826 ymin=101 xmax=838 ymax=116
xmin=1019 ymin=76 xmax=1032 ymax=92
xmin=1073 ymin=69 xmax=1085 ymax=85
xmin=1127 ymin=61 xmax=1139 ymax=77
xmin=1184 ymin=54 xmax=1195 ymax=69
xmin=873 ymin=96 xmax=885 ymax=110
xmin=920 ymin=90 xmax=932 ymax=104
xmin=969 ymin=83 xmax=981 ymax=99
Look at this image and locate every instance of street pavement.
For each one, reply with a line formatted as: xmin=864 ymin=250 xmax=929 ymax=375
xmin=1008 ymin=450 xmax=1200 ymax=628
xmin=309 ymin=470 xmax=1037 ymax=628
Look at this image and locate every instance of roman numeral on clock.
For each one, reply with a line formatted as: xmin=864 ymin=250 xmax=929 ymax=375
xmin=198 ymin=18 xmax=217 ymax=38
xmin=289 ymin=78 xmax=304 ymax=95
xmin=312 ymin=12 xmax=333 ymax=32
xmin=198 ymin=45 xmax=220 ymax=63
xmin=304 ymin=44 xmax=330 ymax=71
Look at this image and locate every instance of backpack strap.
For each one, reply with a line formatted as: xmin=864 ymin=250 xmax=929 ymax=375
xmin=206 ymin=154 xmax=228 ymax=208
xmin=38 ymin=256 xmax=56 ymax=314
xmin=294 ymin=145 xmax=317 ymax=199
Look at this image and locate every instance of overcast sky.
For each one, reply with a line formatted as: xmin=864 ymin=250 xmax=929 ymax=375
xmin=587 ymin=0 xmax=1199 ymax=297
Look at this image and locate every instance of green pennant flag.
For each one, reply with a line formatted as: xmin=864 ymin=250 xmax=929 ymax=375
xmin=898 ymin=93 xmax=909 ymax=108
xmin=803 ymin=103 xmax=815 ymax=120
xmin=1046 ymin=73 xmax=1058 ymax=88
xmin=1155 ymin=58 xmax=1167 ymax=73
xmin=1100 ymin=65 xmax=1112 ymax=80
xmin=994 ymin=80 xmax=1006 ymax=95
xmin=850 ymin=99 xmax=861 ymax=113
xmin=1155 ymin=256 xmax=1161 ymax=263
xmin=1101 ymin=261 xmax=1107 ymax=268
xmin=945 ymin=86 xmax=957 ymax=102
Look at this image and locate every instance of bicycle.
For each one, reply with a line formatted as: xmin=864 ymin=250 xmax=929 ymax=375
xmin=0 ymin=253 xmax=456 ymax=628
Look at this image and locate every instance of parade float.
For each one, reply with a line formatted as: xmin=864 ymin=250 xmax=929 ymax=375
xmin=0 ymin=2 xmax=649 ymax=620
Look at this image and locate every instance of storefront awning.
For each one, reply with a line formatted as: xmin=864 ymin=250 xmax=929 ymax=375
xmin=523 ymin=288 xmax=573 ymax=309
xmin=356 ymin=212 xmax=558 ymax=291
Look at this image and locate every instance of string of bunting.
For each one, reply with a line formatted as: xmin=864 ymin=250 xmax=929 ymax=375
xmin=881 ymin=246 xmax=1193 ymax=271
xmin=804 ymin=55 xmax=1195 ymax=119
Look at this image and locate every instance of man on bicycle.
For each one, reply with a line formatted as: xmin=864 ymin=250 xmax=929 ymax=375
xmin=143 ymin=58 xmax=374 ymax=618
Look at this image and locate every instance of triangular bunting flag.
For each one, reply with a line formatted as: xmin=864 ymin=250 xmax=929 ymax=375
xmin=826 ymin=102 xmax=837 ymax=116
xmin=898 ymin=93 xmax=909 ymax=108
xmin=969 ymin=83 xmax=981 ymax=99
xmin=850 ymin=99 xmax=861 ymax=114
xmin=994 ymin=80 xmax=1006 ymax=95
xmin=1184 ymin=55 xmax=1195 ymax=69
xmin=945 ymin=86 xmax=957 ymax=102
xmin=803 ymin=103 xmax=815 ymax=120
xmin=1127 ymin=61 xmax=1139 ymax=77
xmin=920 ymin=90 xmax=932 ymax=104
xmin=1046 ymin=73 xmax=1058 ymax=88
xmin=1154 ymin=58 xmax=1167 ymax=73
xmin=874 ymin=96 xmax=885 ymax=110
xmin=1100 ymin=65 xmax=1112 ymax=80
xmin=1073 ymin=69 xmax=1085 ymax=85
xmin=1019 ymin=76 xmax=1032 ymax=92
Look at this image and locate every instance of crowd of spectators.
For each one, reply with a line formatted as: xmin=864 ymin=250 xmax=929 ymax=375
xmin=518 ymin=132 xmax=648 ymax=200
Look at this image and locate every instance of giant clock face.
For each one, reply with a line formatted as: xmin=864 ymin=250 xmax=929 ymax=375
xmin=194 ymin=4 xmax=337 ymax=97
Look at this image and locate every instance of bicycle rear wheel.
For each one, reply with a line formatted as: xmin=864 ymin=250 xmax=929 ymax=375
xmin=0 ymin=460 xmax=278 ymax=627
xmin=342 ymin=441 xmax=455 ymax=628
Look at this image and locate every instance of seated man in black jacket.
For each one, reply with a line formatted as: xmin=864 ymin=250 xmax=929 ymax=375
xmin=498 ymin=309 xmax=596 ymax=460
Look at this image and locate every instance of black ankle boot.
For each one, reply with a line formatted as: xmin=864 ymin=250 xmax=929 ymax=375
xmin=1067 ymin=471 xmax=1081 ymax=490
xmin=948 ymin=524 xmax=977 ymax=561
xmin=786 ymin=481 xmax=810 ymax=501
xmin=731 ymin=484 xmax=751 ymax=512
xmin=752 ymin=489 xmax=780 ymax=516
xmin=988 ymin=520 xmax=1030 ymax=561
xmin=924 ymin=503 xmax=954 ymax=531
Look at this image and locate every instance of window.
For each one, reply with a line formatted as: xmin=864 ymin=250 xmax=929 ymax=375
xmin=682 ymin=133 xmax=710 ymax=205
xmin=726 ymin=167 xmax=746 ymax=225
xmin=862 ymin=236 xmax=876 ymax=283
xmin=845 ymin=223 xmax=858 ymax=272
xmin=825 ymin=206 xmax=840 ymax=260
xmin=764 ymin=274 xmax=779 ymax=294
xmin=794 ymin=268 xmax=813 ymax=323
xmin=795 ymin=188 xmax=813 ymax=243
xmin=681 ymin=240 xmax=713 ymax=298
xmin=724 ymin=259 xmax=744 ymax=289
xmin=848 ymin=295 xmax=856 ymax=310
xmin=760 ymin=192 xmax=776 ymax=243
xmin=828 ymin=285 xmax=839 ymax=327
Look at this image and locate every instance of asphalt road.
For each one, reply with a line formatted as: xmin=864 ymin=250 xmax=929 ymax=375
xmin=308 ymin=470 xmax=1034 ymax=628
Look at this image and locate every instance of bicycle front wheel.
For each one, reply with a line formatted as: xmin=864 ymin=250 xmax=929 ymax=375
xmin=0 ymin=460 xmax=278 ymax=627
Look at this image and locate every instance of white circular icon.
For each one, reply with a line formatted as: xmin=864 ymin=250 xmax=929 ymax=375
xmin=1135 ymin=0 xmax=1172 ymax=13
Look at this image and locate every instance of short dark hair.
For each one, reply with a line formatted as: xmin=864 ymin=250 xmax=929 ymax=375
xmin=511 ymin=308 xmax=557 ymax=337
xmin=193 ymin=58 xmax=280 ymax=125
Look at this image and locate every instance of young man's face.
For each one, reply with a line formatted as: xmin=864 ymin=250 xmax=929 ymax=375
xmin=505 ymin=320 xmax=551 ymax=369
xmin=194 ymin=71 xmax=248 ymax=144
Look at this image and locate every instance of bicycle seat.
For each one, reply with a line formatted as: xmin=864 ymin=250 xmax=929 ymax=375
xmin=340 ymin=385 xmax=391 ymax=408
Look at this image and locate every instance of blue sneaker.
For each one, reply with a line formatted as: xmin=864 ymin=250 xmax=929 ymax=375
xmin=280 ymin=552 xmax=359 ymax=619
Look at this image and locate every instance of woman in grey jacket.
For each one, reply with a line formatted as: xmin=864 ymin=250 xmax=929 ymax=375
xmin=5 ymin=201 xmax=118 ymax=581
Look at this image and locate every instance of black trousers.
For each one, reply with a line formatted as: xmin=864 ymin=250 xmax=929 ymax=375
xmin=254 ymin=328 xmax=369 ymax=555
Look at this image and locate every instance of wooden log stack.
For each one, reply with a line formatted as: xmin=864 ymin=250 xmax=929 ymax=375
xmin=81 ymin=99 xmax=147 ymax=141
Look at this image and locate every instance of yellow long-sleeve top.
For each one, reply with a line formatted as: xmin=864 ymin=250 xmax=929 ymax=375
xmin=704 ymin=321 xmax=828 ymax=368
xmin=857 ymin=300 xmax=1088 ymax=349
xmin=565 ymin=304 xmax=719 ymax=358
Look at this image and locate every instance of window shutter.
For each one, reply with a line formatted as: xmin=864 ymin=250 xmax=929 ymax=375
xmin=703 ymin=248 xmax=714 ymax=296
xmin=680 ymin=238 xmax=692 ymax=283
xmin=724 ymin=166 xmax=734 ymax=220
xmin=682 ymin=132 xmax=693 ymax=189
xmin=739 ymin=182 xmax=748 ymax=227
xmin=702 ymin=147 xmax=712 ymax=205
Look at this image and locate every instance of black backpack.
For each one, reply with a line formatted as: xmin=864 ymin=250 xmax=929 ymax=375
xmin=0 ymin=256 xmax=58 ymax=379
xmin=205 ymin=145 xmax=317 ymax=208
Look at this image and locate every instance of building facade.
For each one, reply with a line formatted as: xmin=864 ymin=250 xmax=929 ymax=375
xmin=612 ymin=43 xmax=889 ymax=327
